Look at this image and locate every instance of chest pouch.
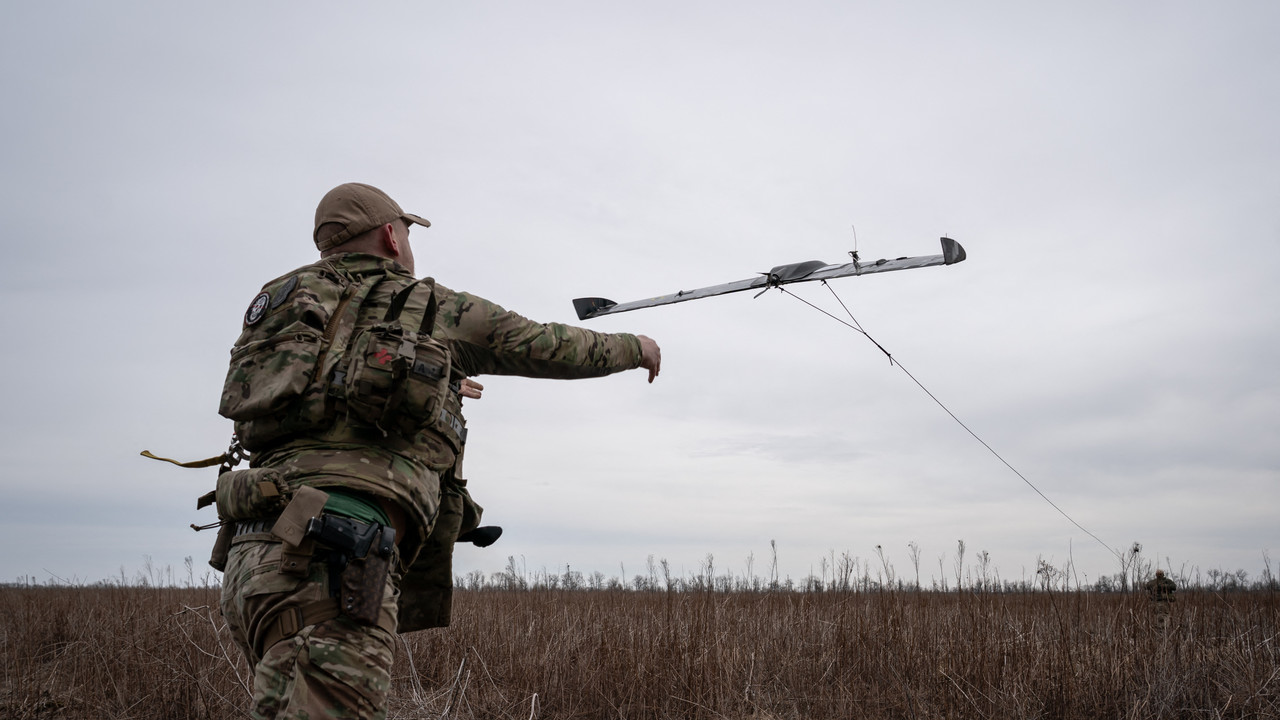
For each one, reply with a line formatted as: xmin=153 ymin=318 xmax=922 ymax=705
xmin=221 ymin=332 xmax=324 ymax=424
xmin=346 ymin=278 xmax=454 ymax=444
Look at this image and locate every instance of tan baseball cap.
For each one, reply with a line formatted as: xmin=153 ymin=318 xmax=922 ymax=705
xmin=313 ymin=182 xmax=431 ymax=251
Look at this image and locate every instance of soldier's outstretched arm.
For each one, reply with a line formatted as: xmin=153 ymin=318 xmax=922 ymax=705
xmin=437 ymin=284 xmax=655 ymax=381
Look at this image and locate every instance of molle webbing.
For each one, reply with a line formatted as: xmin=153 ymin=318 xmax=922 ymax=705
xmin=339 ymin=276 xmax=464 ymax=451
xmin=386 ymin=279 xmax=466 ymax=448
xmin=315 ymin=269 xmax=385 ymax=397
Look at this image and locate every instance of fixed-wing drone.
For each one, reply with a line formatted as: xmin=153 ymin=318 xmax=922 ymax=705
xmin=573 ymin=236 xmax=966 ymax=320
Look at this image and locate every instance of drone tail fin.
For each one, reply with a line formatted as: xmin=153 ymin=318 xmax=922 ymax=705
xmin=942 ymin=237 xmax=966 ymax=265
xmin=573 ymin=297 xmax=617 ymax=320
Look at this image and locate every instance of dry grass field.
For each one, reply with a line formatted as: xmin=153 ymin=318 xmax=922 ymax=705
xmin=2 ymin=584 xmax=1277 ymax=719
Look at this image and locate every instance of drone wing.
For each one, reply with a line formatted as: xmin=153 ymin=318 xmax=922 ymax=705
xmin=573 ymin=237 xmax=965 ymax=320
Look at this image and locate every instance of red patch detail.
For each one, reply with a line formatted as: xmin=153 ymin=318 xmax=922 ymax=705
xmin=374 ymin=349 xmax=393 ymax=365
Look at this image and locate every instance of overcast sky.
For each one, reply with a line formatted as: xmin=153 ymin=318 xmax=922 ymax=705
xmin=1 ymin=1 xmax=1276 ymax=588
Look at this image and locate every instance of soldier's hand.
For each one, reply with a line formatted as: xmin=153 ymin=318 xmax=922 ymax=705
xmin=459 ymin=377 xmax=484 ymax=400
xmin=637 ymin=334 xmax=661 ymax=383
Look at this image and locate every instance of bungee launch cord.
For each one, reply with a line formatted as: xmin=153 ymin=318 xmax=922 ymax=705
xmin=776 ymin=282 xmax=1123 ymax=563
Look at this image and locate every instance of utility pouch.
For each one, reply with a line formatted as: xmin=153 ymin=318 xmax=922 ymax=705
xmin=272 ymin=485 xmax=329 ymax=546
xmin=207 ymin=467 xmax=288 ymax=571
xmin=272 ymin=486 xmax=330 ymax=577
xmin=345 ymin=328 xmax=449 ymax=433
xmin=219 ymin=331 xmax=324 ymax=422
xmin=219 ymin=262 xmax=384 ymax=451
xmin=214 ymin=468 xmax=288 ymax=521
xmin=208 ymin=522 xmax=234 ymax=572
xmin=345 ymin=279 xmax=452 ymax=440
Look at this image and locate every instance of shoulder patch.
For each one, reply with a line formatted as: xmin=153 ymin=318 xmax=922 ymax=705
xmin=245 ymin=292 xmax=271 ymax=326
xmin=270 ymin=275 xmax=299 ymax=309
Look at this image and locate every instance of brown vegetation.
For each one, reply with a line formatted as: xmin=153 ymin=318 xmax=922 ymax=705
xmin=2 ymin=584 xmax=1277 ymax=719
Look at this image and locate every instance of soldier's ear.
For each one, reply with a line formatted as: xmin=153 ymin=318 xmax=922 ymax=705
xmin=379 ymin=223 xmax=401 ymax=258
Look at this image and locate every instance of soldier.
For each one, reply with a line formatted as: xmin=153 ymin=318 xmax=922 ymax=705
xmin=1145 ymin=569 xmax=1177 ymax=627
xmin=214 ymin=182 xmax=661 ymax=719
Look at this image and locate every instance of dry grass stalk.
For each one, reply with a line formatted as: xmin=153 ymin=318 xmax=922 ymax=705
xmin=1 ymin=585 xmax=1276 ymax=719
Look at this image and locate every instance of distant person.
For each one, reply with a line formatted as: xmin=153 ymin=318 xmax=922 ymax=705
xmin=1145 ymin=569 xmax=1176 ymax=601
xmin=213 ymin=182 xmax=661 ymax=719
xmin=1144 ymin=569 xmax=1177 ymax=627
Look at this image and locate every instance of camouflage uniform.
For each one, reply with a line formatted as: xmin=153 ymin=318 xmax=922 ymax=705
xmin=1145 ymin=570 xmax=1176 ymax=602
xmin=219 ymin=249 xmax=643 ymax=719
xmin=1144 ymin=570 xmax=1176 ymax=628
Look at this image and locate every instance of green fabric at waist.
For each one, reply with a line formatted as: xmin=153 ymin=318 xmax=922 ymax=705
xmin=323 ymin=488 xmax=391 ymax=527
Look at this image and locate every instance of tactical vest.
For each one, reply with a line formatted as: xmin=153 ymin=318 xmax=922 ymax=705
xmin=218 ymin=259 xmax=464 ymax=453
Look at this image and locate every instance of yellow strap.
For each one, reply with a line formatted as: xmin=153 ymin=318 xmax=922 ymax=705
xmin=139 ymin=450 xmax=227 ymax=469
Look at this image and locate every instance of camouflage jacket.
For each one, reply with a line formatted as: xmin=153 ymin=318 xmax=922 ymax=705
xmin=242 ymin=253 xmax=643 ymax=558
xmin=1145 ymin=575 xmax=1176 ymax=602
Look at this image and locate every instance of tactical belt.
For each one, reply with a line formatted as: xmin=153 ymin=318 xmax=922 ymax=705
xmin=233 ymin=517 xmax=278 ymax=538
xmin=230 ymin=513 xmax=392 ymax=545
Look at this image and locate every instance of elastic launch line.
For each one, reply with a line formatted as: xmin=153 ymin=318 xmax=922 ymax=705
xmin=777 ymin=283 xmax=1122 ymax=563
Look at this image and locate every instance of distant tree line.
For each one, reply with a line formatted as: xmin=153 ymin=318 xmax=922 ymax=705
xmin=6 ymin=543 xmax=1276 ymax=592
xmin=456 ymin=543 xmax=1279 ymax=595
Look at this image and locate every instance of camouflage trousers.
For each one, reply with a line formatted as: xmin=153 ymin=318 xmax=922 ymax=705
xmin=221 ymin=538 xmax=401 ymax=720
xmin=1153 ymin=600 xmax=1172 ymax=629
